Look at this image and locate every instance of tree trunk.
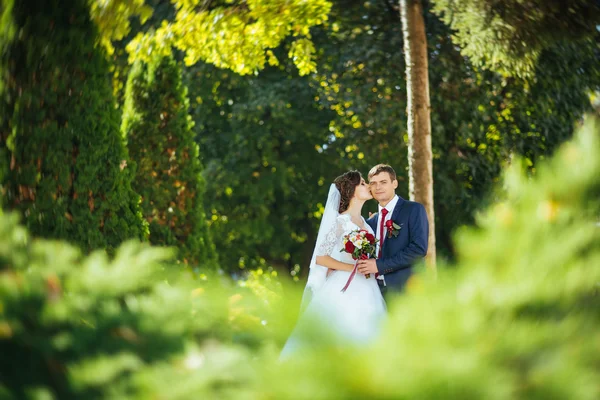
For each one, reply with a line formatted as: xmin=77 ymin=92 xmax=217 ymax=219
xmin=400 ymin=0 xmax=437 ymax=269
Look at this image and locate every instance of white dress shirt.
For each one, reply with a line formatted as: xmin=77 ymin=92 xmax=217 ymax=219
xmin=376 ymin=194 xmax=399 ymax=256
xmin=375 ymin=195 xmax=399 ymax=285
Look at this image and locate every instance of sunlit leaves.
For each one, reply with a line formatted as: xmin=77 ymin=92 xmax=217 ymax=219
xmin=90 ymin=0 xmax=154 ymax=54
xmin=126 ymin=0 xmax=331 ymax=75
xmin=288 ymin=38 xmax=317 ymax=76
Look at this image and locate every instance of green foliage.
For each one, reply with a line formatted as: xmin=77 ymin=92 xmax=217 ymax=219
xmin=99 ymin=0 xmax=177 ymax=107
xmin=126 ymin=0 xmax=332 ymax=76
xmin=0 ymin=0 xmax=15 ymax=96
xmin=186 ymin=61 xmax=339 ymax=273
xmin=89 ymin=0 xmax=153 ymax=55
xmin=361 ymin=115 xmax=600 ymax=399
xmin=424 ymin=13 xmax=600 ymax=254
xmin=1 ymin=116 xmax=598 ymax=399
xmin=257 ymin=116 xmax=600 ymax=398
xmin=0 ymin=210 xmax=274 ymax=399
xmin=431 ymin=0 xmax=600 ymax=77
xmin=0 ymin=0 xmax=147 ymax=253
xmin=316 ymin=1 xmax=598 ymax=259
xmin=122 ymin=55 xmax=216 ymax=268
xmin=186 ymin=0 xmax=600 ymax=271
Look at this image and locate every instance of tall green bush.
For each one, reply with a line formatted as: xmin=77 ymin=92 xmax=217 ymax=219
xmin=0 ymin=211 xmax=260 ymax=399
xmin=121 ymin=55 xmax=216 ymax=268
xmin=0 ymin=0 xmax=147 ymax=252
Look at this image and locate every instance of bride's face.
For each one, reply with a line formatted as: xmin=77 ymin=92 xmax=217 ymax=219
xmin=353 ymin=178 xmax=373 ymax=201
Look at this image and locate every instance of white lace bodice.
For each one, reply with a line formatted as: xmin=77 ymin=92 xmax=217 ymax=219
xmin=315 ymin=214 xmax=374 ymax=264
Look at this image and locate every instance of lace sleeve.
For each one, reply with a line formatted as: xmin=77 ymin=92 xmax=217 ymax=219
xmin=315 ymin=216 xmax=345 ymax=257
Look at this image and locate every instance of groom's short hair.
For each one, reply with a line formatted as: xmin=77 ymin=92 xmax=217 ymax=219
xmin=368 ymin=164 xmax=397 ymax=181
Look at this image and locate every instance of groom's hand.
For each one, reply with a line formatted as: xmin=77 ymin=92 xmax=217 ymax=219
xmin=357 ymin=259 xmax=378 ymax=275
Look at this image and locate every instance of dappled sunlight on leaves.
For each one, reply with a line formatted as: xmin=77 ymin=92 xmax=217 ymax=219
xmin=126 ymin=0 xmax=331 ymax=76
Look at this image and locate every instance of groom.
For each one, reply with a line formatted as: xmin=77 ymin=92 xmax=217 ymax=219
xmin=357 ymin=164 xmax=429 ymax=296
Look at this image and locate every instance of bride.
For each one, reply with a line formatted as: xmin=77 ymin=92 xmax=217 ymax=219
xmin=280 ymin=171 xmax=386 ymax=358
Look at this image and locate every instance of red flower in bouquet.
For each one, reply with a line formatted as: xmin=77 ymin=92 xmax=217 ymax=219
xmin=344 ymin=241 xmax=355 ymax=253
xmin=339 ymin=229 xmax=379 ymax=292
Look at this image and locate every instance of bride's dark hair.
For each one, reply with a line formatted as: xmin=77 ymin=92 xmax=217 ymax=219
xmin=334 ymin=170 xmax=362 ymax=213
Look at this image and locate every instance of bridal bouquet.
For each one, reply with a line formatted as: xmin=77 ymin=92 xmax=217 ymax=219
xmin=339 ymin=229 xmax=378 ymax=292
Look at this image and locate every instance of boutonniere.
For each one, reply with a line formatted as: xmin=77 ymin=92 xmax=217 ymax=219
xmin=385 ymin=219 xmax=402 ymax=238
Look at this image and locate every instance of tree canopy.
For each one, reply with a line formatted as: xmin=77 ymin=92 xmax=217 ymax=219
xmin=125 ymin=0 xmax=332 ymax=76
xmin=431 ymin=0 xmax=600 ymax=78
xmin=185 ymin=0 xmax=600 ymax=271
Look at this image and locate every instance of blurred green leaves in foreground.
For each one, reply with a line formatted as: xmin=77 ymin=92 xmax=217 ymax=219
xmin=1 ymin=117 xmax=599 ymax=398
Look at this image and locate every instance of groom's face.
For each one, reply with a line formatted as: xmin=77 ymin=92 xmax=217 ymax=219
xmin=369 ymin=172 xmax=398 ymax=204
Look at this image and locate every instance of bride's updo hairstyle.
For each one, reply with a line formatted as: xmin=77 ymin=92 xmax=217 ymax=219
xmin=334 ymin=170 xmax=362 ymax=213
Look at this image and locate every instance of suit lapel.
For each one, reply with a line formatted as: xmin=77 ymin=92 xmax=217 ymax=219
xmin=390 ymin=196 xmax=405 ymax=223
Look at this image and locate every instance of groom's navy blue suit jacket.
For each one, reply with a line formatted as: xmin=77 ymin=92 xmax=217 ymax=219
xmin=366 ymin=196 xmax=429 ymax=293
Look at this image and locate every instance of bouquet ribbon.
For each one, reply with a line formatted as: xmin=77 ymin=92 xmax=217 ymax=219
xmin=340 ymin=260 xmax=359 ymax=293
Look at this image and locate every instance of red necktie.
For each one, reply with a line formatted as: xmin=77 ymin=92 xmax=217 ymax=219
xmin=378 ymin=208 xmax=388 ymax=259
xmin=376 ymin=208 xmax=389 ymax=280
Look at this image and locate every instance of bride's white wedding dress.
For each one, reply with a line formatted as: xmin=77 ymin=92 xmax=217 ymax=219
xmin=280 ymin=213 xmax=386 ymax=358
